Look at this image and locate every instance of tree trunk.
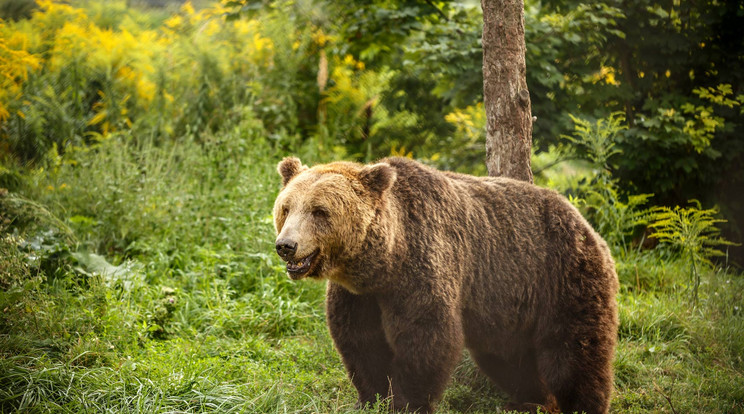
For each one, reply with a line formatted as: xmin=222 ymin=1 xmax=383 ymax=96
xmin=481 ymin=0 xmax=534 ymax=183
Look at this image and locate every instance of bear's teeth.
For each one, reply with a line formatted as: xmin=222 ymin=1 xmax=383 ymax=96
xmin=288 ymin=258 xmax=307 ymax=270
xmin=287 ymin=251 xmax=318 ymax=273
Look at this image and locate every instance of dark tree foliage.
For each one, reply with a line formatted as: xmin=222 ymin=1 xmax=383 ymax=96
xmin=549 ymin=0 xmax=744 ymax=257
xmin=617 ymin=1 xmax=744 ymax=201
xmin=543 ymin=0 xmax=744 ymax=203
xmin=176 ymin=0 xmax=744 ymax=258
xmin=309 ymin=0 xmax=744 ymax=250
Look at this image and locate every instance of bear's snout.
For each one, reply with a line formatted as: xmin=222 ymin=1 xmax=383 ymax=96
xmin=275 ymin=238 xmax=297 ymax=260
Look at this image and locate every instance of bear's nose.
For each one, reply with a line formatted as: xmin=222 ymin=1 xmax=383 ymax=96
xmin=275 ymin=239 xmax=297 ymax=260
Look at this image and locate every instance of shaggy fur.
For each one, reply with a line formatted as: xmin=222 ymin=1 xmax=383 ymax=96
xmin=273 ymin=157 xmax=618 ymax=414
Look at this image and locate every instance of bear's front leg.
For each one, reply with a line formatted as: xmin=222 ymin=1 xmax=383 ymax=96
xmin=379 ymin=296 xmax=464 ymax=413
xmin=326 ymin=282 xmax=394 ymax=408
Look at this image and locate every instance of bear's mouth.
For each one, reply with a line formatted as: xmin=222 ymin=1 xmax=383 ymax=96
xmin=286 ymin=249 xmax=320 ymax=279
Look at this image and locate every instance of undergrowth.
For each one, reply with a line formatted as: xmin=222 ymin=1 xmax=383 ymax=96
xmin=2 ymin=120 xmax=743 ymax=413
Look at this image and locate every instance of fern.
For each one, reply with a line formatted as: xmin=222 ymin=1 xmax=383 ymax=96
xmin=648 ymin=201 xmax=738 ymax=305
xmin=583 ymin=184 xmax=652 ymax=253
xmin=562 ymin=112 xmax=651 ymax=254
xmin=561 ymin=111 xmax=626 ymax=173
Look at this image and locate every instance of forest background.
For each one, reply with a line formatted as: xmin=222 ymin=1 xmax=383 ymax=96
xmin=0 ymin=0 xmax=743 ymax=412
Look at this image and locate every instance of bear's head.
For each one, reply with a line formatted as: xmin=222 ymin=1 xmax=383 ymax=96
xmin=273 ymin=157 xmax=396 ymax=286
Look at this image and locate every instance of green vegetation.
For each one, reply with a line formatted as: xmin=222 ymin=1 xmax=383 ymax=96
xmin=1 ymin=1 xmax=743 ymax=413
xmin=648 ymin=202 xmax=738 ymax=307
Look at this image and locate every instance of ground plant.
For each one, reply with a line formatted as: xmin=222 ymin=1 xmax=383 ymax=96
xmin=1 ymin=1 xmax=743 ymax=413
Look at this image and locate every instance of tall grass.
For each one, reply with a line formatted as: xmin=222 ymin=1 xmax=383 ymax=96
xmin=0 ymin=111 xmax=351 ymax=412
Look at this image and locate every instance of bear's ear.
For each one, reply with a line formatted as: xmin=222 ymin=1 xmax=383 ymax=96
xmin=359 ymin=163 xmax=396 ymax=195
xmin=277 ymin=157 xmax=306 ymax=187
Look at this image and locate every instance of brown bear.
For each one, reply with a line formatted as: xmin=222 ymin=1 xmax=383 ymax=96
xmin=273 ymin=156 xmax=618 ymax=414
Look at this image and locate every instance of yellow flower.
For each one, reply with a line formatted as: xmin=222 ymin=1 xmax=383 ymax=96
xmin=204 ymin=20 xmax=221 ymax=37
xmin=0 ymin=23 xmax=41 ymax=121
xmin=136 ymin=78 xmax=156 ymax=104
xmin=604 ymin=71 xmax=618 ymax=85
xmin=117 ymin=66 xmax=136 ymax=81
xmin=181 ymin=2 xmax=195 ymax=16
xmin=164 ymin=15 xmax=183 ymax=29
xmin=592 ymin=66 xmax=620 ymax=86
xmin=251 ymin=33 xmax=271 ymax=52
xmin=48 ymin=22 xmax=90 ymax=71
xmin=313 ymin=29 xmax=331 ymax=47
xmin=34 ymin=0 xmax=88 ymax=27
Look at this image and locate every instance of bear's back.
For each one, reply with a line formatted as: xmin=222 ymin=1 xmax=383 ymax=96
xmin=379 ymin=157 xmax=616 ymax=342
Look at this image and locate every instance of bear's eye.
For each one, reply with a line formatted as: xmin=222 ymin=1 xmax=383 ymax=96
xmin=312 ymin=208 xmax=329 ymax=220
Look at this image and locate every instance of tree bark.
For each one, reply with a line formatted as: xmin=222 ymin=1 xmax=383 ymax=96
xmin=481 ymin=0 xmax=533 ymax=183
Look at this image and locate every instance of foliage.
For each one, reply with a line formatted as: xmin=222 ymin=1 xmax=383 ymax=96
xmin=648 ymin=201 xmax=739 ymax=305
xmin=4 ymin=0 xmax=742 ymax=223
xmin=558 ymin=112 xmax=738 ymax=310
xmin=0 ymin=19 xmax=40 ymax=124
xmin=0 ymin=124 xmax=343 ymax=412
xmin=531 ymin=0 xmax=744 ymax=213
xmin=0 ymin=0 xmax=37 ymax=21
xmin=0 ymin=0 xmax=312 ymax=162
xmin=439 ymin=103 xmax=487 ymax=175
xmin=580 ymin=183 xmax=653 ymax=256
xmin=557 ymin=113 xmax=651 ymax=254
xmin=560 ymin=112 xmax=625 ymax=171
xmin=524 ymin=1 xmax=627 ymax=143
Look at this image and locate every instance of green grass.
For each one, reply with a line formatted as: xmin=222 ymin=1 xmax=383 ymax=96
xmin=1 ymin=128 xmax=743 ymax=413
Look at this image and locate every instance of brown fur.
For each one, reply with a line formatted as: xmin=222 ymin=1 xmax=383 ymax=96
xmin=273 ymin=157 xmax=618 ymax=414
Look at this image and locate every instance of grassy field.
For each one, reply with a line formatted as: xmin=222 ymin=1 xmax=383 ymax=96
xmin=1 ymin=131 xmax=743 ymax=413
